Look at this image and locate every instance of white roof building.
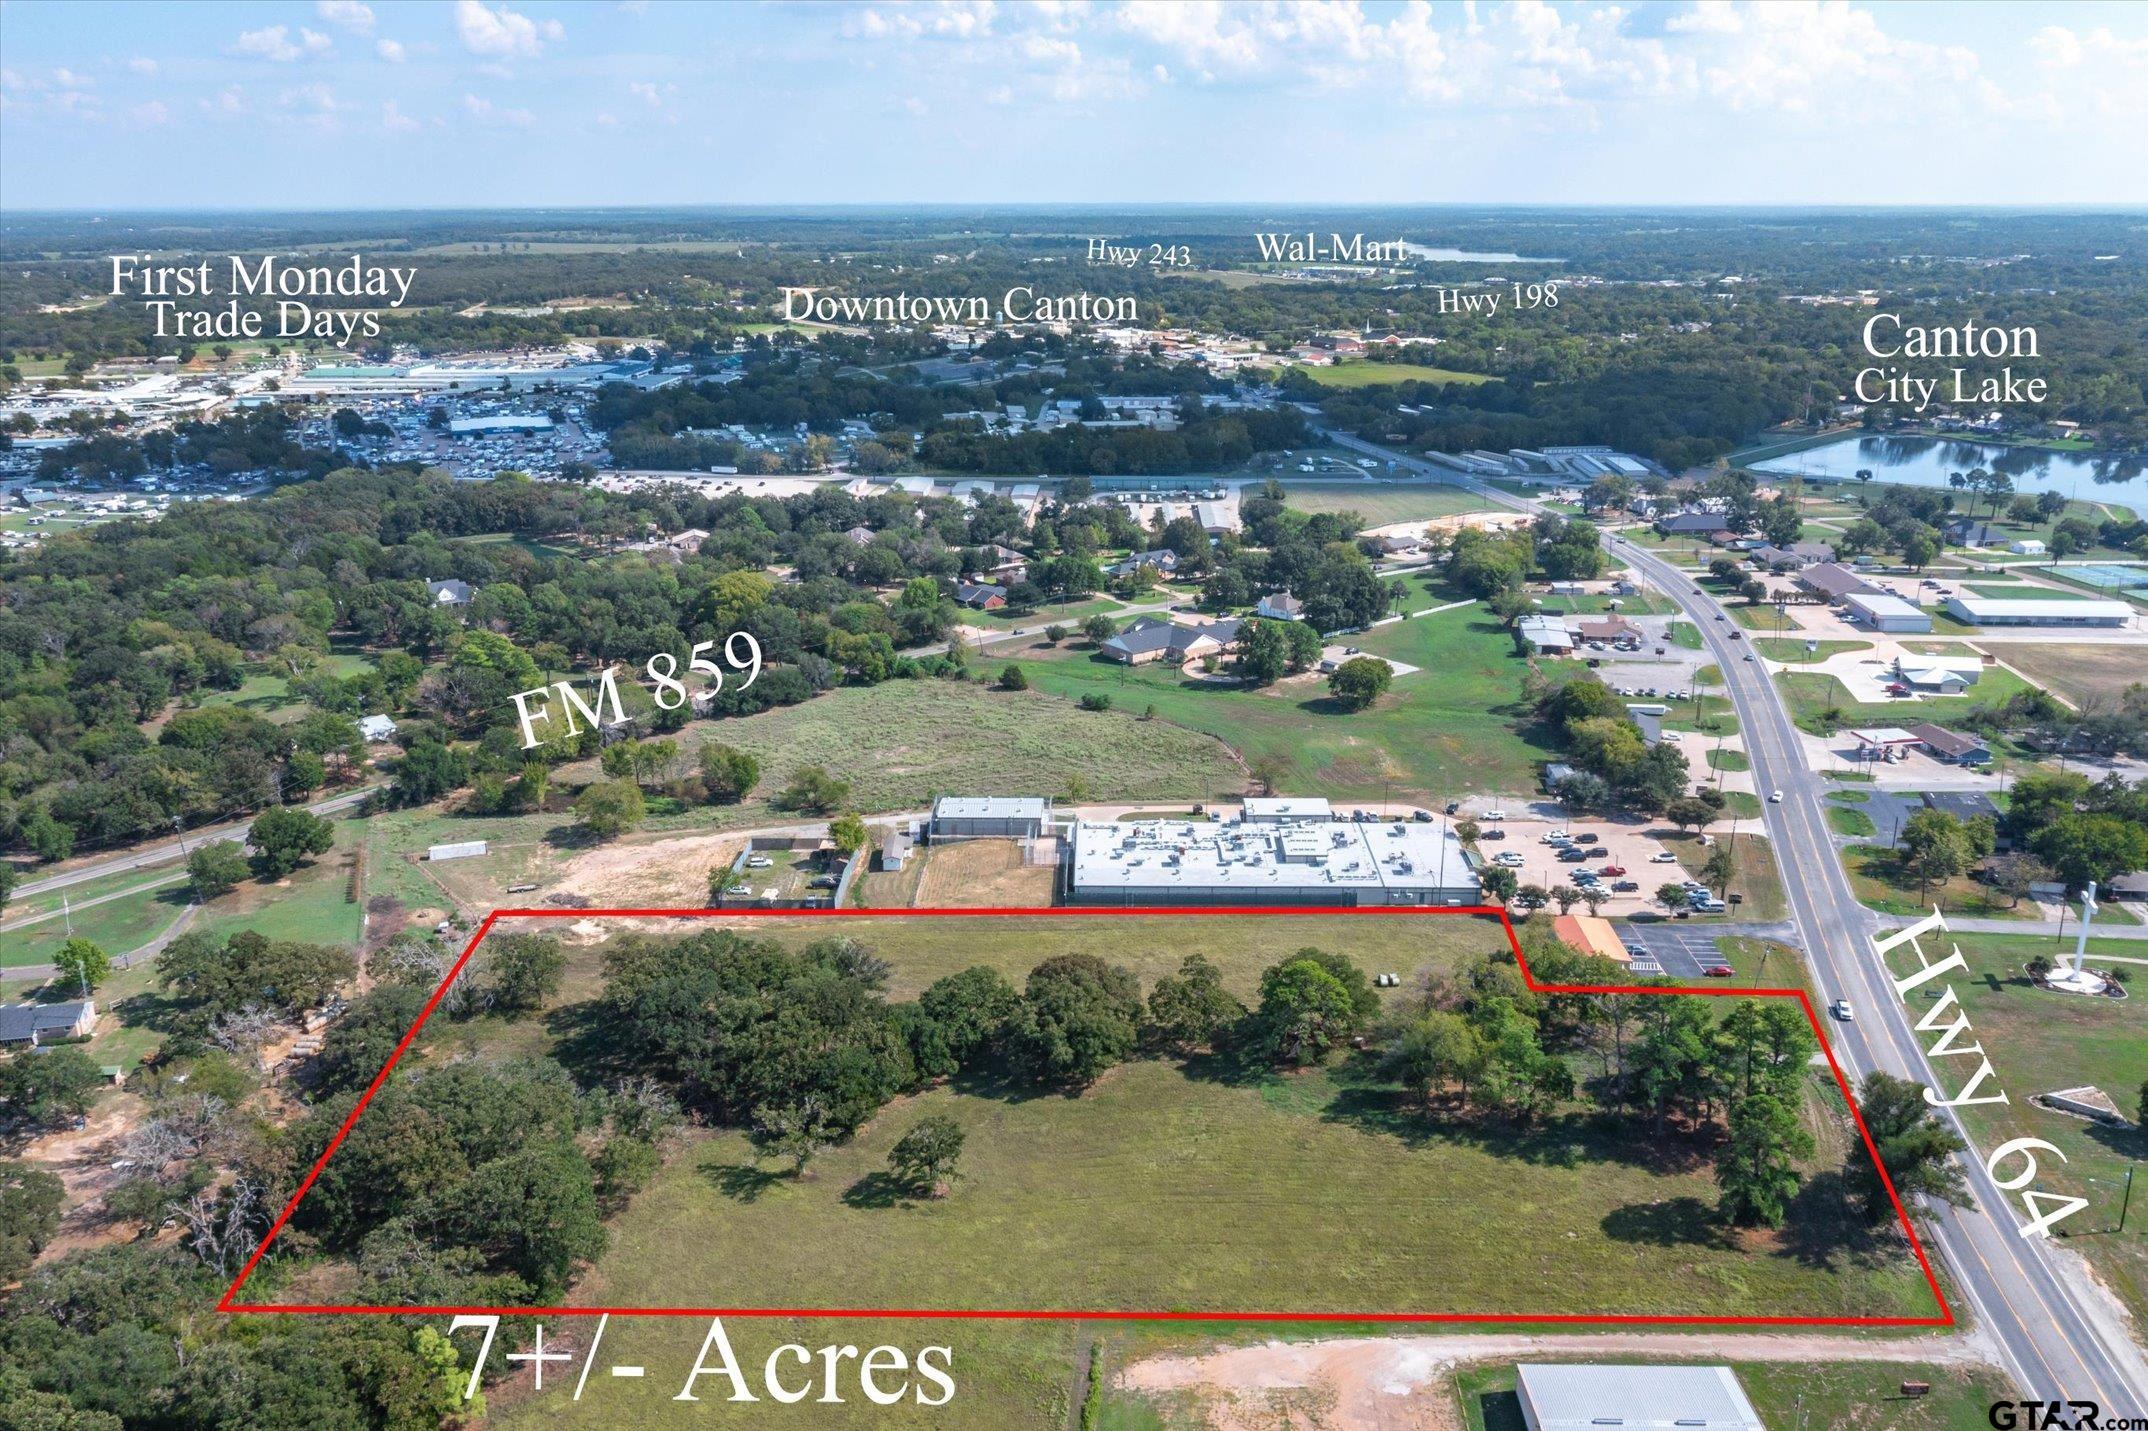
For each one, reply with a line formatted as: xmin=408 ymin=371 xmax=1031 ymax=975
xmin=1068 ymin=816 xmax=1476 ymax=907
xmin=1515 ymin=1364 xmax=1763 ymax=1431
xmin=1942 ymin=594 xmax=2132 ymax=627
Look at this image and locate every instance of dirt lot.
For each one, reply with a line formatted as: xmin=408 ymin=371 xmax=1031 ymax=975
xmin=912 ymin=839 xmax=1058 ymax=907
xmin=555 ymin=829 xmax=747 ymax=907
xmin=1999 ymin=641 xmax=2148 ymax=705
xmin=1117 ymin=1329 xmax=2000 ymax=1431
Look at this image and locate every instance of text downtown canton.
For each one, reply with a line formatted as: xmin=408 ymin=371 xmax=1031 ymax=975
xmin=780 ymin=286 xmax=1138 ymax=325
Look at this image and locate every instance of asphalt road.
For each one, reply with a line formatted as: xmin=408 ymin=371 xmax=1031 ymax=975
xmin=1319 ymin=427 xmax=2147 ymax=1418
xmin=10 ymin=784 xmax=381 ymax=902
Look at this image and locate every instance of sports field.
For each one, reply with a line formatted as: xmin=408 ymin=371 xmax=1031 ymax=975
xmin=1277 ymin=482 xmax=1495 ymax=525
xmin=1290 ymin=359 xmax=1494 ymax=388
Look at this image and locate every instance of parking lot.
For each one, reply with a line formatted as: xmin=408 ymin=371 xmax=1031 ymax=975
xmin=1450 ymin=801 xmax=1697 ymax=918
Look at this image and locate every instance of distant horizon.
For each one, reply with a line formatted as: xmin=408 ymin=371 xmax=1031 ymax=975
xmin=4 ymin=1 xmax=2145 ymax=208
xmin=11 ymin=201 xmax=2148 ymax=219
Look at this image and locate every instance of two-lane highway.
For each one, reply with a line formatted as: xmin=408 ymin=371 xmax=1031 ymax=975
xmin=1319 ymin=426 xmax=2146 ymax=1417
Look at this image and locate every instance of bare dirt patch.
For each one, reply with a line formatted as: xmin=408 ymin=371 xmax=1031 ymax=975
xmin=913 ymin=840 xmax=1057 ymax=907
xmin=1118 ymin=1330 xmax=2000 ymax=1431
xmin=556 ymin=831 xmax=749 ymax=908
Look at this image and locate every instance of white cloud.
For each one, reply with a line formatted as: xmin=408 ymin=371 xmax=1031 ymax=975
xmin=376 ymin=38 xmax=407 ymax=63
xmin=455 ymin=0 xmax=564 ymax=59
xmin=279 ymin=82 xmax=341 ymax=113
xmin=234 ymin=25 xmax=334 ymax=62
xmin=127 ymin=57 xmax=159 ymax=75
xmin=51 ymin=67 xmax=96 ymax=90
xmin=848 ymin=2 xmax=999 ymax=41
xmin=317 ymin=1 xmax=375 ymax=33
xmin=628 ymin=80 xmax=668 ymax=107
xmin=199 ymin=85 xmax=246 ymax=115
xmin=462 ymin=92 xmax=535 ymax=125
xmin=381 ymin=99 xmax=419 ymax=132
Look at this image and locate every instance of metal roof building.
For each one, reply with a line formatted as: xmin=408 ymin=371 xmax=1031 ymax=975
xmin=928 ymin=796 xmax=1053 ymax=841
xmin=1842 ymin=590 xmax=1932 ymax=633
xmin=1067 ymin=817 xmax=1477 ymax=907
xmin=1941 ymin=594 xmax=2132 ymax=627
xmin=1515 ymin=1364 xmax=1765 ymax=1431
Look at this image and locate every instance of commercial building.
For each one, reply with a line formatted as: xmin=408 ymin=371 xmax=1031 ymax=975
xmin=1517 ymin=615 xmax=1575 ymax=654
xmin=1907 ymin=723 xmax=1992 ymax=765
xmin=1551 ymin=914 xmax=1630 ymax=965
xmin=1893 ymin=654 xmax=1982 ymax=692
xmin=928 ymin=796 xmax=1052 ymax=841
xmin=1795 ymin=562 xmax=1877 ymax=602
xmin=1066 ymin=813 xmax=1477 ymax=907
xmin=1514 ymin=1364 xmax=1763 ymax=1431
xmin=1941 ymin=594 xmax=2133 ymax=627
xmin=1243 ymin=797 xmax=1334 ymax=823
xmin=1842 ymin=590 xmax=1933 ymax=633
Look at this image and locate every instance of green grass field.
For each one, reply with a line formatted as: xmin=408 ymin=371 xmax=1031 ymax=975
xmin=1289 ymin=359 xmax=1493 ymax=389
xmin=1828 ymin=804 xmax=1878 ymax=839
xmin=1276 ymin=482 xmax=1494 ymax=525
xmin=1885 ymin=932 xmax=2148 ymax=1328
xmin=1840 ymin=845 xmax=2031 ymax=921
xmin=1754 ymin=637 xmax=1871 ymax=664
xmin=1012 ymin=602 xmax=1562 ymax=799
xmin=1706 ymin=748 xmax=1750 ymax=773
xmin=539 ymin=913 xmax=1931 ymax=1330
xmin=1775 ymin=667 xmax=2032 ymax=737
xmin=690 ymin=679 xmax=1247 ymax=811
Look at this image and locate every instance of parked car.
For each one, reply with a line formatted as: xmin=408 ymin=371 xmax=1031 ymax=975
xmin=744 ymin=855 xmax=774 ymax=869
xmin=1703 ymin=964 xmax=1734 ymax=978
xmin=1599 ymin=864 xmax=1627 ymax=877
xmin=1412 ymin=810 xmax=1433 ymax=823
xmin=1542 ymin=829 xmax=1571 ymax=842
xmin=1612 ymin=880 xmax=1640 ymax=892
xmin=1482 ymin=809 xmax=1507 ymax=821
xmin=1557 ymin=849 xmax=1589 ymax=863
xmin=1650 ymin=851 xmax=1679 ymax=863
xmin=1478 ymin=828 xmax=1507 ymax=841
xmin=1494 ymin=851 xmax=1526 ymax=868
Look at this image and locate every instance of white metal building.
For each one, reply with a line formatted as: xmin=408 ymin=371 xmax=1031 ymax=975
xmin=1066 ymin=817 xmax=1477 ymax=907
xmin=1515 ymin=1364 xmax=1764 ymax=1431
xmin=927 ymin=796 xmax=1053 ymax=841
xmin=1841 ymin=590 xmax=1932 ymax=633
xmin=1941 ymin=594 xmax=2132 ymax=627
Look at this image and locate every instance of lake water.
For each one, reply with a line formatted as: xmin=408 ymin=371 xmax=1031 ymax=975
xmin=1753 ymin=434 xmax=2146 ymax=501
xmin=1401 ymin=242 xmax=1562 ymax=264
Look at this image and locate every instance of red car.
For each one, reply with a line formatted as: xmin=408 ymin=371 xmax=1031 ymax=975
xmin=1703 ymin=965 xmax=1734 ymax=978
xmin=1598 ymin=864 xmax=1626 ymax=877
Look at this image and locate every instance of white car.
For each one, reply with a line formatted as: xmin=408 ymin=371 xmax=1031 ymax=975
xmin=1831 ymin=999 xmax=1854 ymax=1021
xmin=1481 ymin=809 xmax=1507 ymax=821
xmin=1494 ymin=851 xmax=1526 ymax=867
xmin=744 ymin=855 xmax=774 ymax=869
xmin=1650 ymin=851 xmax=1679 ymax=864
xmin=1767 ymin=790 xmax=1784 ymax=803
xmin=1542 ymin=829 xmax=1571 ymax=843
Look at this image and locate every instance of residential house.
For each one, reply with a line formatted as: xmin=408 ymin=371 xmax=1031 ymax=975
xmin=1575 ymin=615 xmax=1642 ymax=646
xmin=1099 ymin=615 xmax=1243 ymax=666
xmin=426 ymin=578 xmax=473 ymax=607
xmin=1945 ymin=518 xmax=2005 ymax=547
xmin=844 ymin=524 xmax=876 ymax=547
xmin=954 ymin=583 xmax=1008 ymax=611
xmin=0 ymin=999 xmax=96 ymax=1049
xmin=1254 ymin=592 xmax=1305 ymax=621
xmin=1106 ymin=549 xmax=1180 ymax=579
xmin=357 ymin=714 xmax=398 ymax=743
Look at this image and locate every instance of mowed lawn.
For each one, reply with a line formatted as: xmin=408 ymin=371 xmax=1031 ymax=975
xmin=1997 ymin=643 xmax=2148 ymax=706
xmin=1013 ymin=603 xmax=1560 ymax=799
xmin=1289 ymin=359 xmax=1494 ymax=388
xmin=1775 ymin=667 xmax=2032 ymax=736
xmin=1886 ymin=933 xmax=2148 ymax=1329
xmin=1277 ymin=482 xmax=1495 ymax=525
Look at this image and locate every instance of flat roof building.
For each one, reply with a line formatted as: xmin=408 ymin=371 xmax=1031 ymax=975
xmin=1515 ymin=1363 xmax=1764 ymax=1431
xmin=1941 ymin=594 xmax=2132 ymax=627
xmin=1842 ymin=590 xmax=1932 ymax=632
xmin=1067 ymin=816 xmax=1477 ymax=907
xmin=1242 ymin=797 xmax=1334 ymax=823
xmin=928 ymin=796 xmax=1052 ymax=841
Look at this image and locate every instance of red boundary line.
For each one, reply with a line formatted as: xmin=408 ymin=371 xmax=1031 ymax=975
xmin=218 ymin=904 xmax=1953 ymax=1327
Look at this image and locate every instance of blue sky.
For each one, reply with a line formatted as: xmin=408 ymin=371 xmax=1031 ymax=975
xmin=3 ymin=1 xmax=2146 ymax=209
